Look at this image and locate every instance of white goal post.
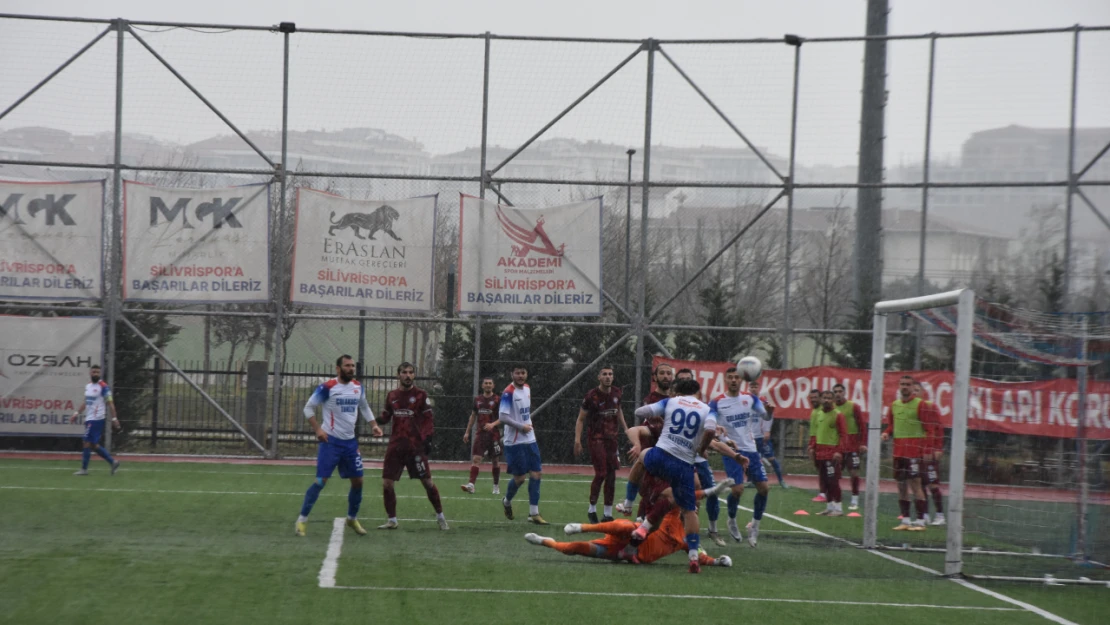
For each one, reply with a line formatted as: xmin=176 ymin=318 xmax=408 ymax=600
xmin=863 ymin=288 xmax=974 ymax=577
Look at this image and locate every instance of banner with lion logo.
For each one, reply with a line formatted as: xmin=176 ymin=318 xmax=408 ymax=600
xmin=290 ymin=189 xmax=437 ymax=312
xmin=458 ymin=194 xmax=602 ymax=316
xmin=122 ymin=182 xmax=271 ymax=303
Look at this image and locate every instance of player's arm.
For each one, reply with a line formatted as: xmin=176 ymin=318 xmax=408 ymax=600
xmin=855 ymin=403 xmax=869 ymax=452
xmin=881 ymin=406 xmax=893 ymax=441
xmin=834 ymin=413 xmax=849 ymax=460
xmin=617 ymin=406 xmax=630 ymax=438
xmin=633 ymin=399 xmax=667 ymax=423
xmin=358 ymin=386 xmax=383 ymax=437
xmin=573 ymin=407 xmax=589 ymax=457
xmin=103 ymin=384 xmax=120 ymax=430
xmin=304 ymin=385 xmax=329 ymax=442
xmin=695 ymin=424 xmax=717 ymax=459
xmin=708 ymin=438 xmax=747 ymax=467
xmin=918 ymin=401 xmax=943 ymax=457
xmin=498 ymin=393 xmax=531 ymax=433
xmin=463 ymin=410 xmax=477 ymax=443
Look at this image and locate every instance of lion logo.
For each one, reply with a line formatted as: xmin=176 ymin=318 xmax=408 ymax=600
xmin=328 ymin=205 xmax=402 ymax=240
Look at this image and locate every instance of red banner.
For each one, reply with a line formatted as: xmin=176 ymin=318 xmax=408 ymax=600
xmin=652 ymin=357 xmax=1110 ymax=440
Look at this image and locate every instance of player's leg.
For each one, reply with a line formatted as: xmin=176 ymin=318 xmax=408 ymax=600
xmin=828 ymin=460 xmax=843 ymax=515
xmin=721 ymin=454 xmax=746 ymax=541
xmin=526 ymin=443 xmax=546 ymax=524
xmin=763 ymin=439 xmax=786 ymax=487
xmin=462 ymin=438 xmax=482 ymax=493
xmin=296 ymin=440 xmax=337 ymax=535
xmin=694 ymin=459 xmax=721 ymax=542
xmin=587 ymin=439 xmax=606 ymax=522
xmin=908 ymin=458 xmax=927 ymax=528
xmin=335 ymin=441 xmax=367 ymax=535
xmin=409 ymin=453 xmax=447 ymax=529
xmin=602 ymin=440 xmax=619 ymax=520
xmin=379 ymin=446 xmax=404 ymax=529
xmin=502 ymin=444 xmax=526 ymax=520
xmin=490 ymin=449 xmax=502 ymax=494
xmin=568 ymin=517 xmax=637 ymax=537
xmin=617 ymin=457 xmax=645 ymax=515
xmin=893 ymin=458 xmax=912 ymax=528
xmin=75 ymin=421 xmax=106 ymax=475
xmin=745 ymin=452 xmax=769 ymax=545
xmin=926 ymin=460 xmax=945 ymax=524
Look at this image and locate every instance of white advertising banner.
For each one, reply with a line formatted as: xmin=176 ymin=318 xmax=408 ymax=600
xmin=0 ymin=316 xmax=102 ymax=436
xmin=290 ymin=189 xmax=437 ymax=312
xmin=458 ymin=194 xmax=602 ymax=316
xmin=0 ymin=179 xmax=104 ymax=302
xmin=122 ymin=182 xmax=271 ymax=303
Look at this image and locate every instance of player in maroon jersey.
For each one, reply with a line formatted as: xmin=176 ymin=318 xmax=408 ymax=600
xmin=462 ymin=376 xmax=503 ymax=495
xmin=614 ymin=362 xmax=673 ymax=516
xmin=914 ymin=381 xmax=946 ymax=525
xmin=574 ymin=366 xmax=630 ymax=523
xmin=377 ymin=362 xmax=447 ymax=530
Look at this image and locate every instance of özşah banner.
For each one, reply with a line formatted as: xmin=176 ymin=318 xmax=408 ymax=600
xmin=458 ymin=194 xmax=602 ymax=316
xmin=291 ymin=190 xmax=436 ymax=312
xmin=122 ymin=182 xmax=271 ymax=303
xmin=0 ymin=316 xmax=102 ymax=436
xmin=653 ymin=357 xmax=1110 ymax=440
xmin=0 ymin=180 xmax=104 ymax=302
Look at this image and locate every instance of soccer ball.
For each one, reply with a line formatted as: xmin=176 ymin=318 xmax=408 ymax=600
xmin=737 ymin=356 xmax=762 ymax=381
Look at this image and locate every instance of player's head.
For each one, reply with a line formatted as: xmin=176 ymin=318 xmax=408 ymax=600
xmin=511 ymin=365 xmax=528 ymax=387
xmin=335 ymin=355 xmax=355 ymax=382
xmin=820 ymin=389 xmax=834 ymax=410
xmin=397 ymin=362 xmax=415 ymax=388
xmin=833 ymin=383 xmax=846 ymax=403
xmin=898 ymin=375 xmax=915 ymax=400
xmin=480 ymin=376 xmax=495 ymax=395
xmin=749 ymin=377 xmax=761 ymax=395
xmin=597 ymin=366 xmax=614 ymax=389
xmin=89 ymin=365 xmax=101 ymax=383
xmin=808 ymin=389 xmax=820 ymax=407
xmin=675 ymin=368 xmax=694 ymax=382
xmin=674 ymin=377 xmax=701 ymax=397
xmin=724 ymin=366 xmax=741 ymax=394
xmin=652 ymin=363 xmax=674 ymax=391
xmin=912 ymin=381 xmax=924 ymax=399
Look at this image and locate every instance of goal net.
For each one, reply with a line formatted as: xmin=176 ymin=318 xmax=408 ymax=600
xmin=864 ymin=289 xmax=1109 ymax=584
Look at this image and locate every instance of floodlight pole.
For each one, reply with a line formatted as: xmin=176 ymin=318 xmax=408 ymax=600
xmin=472 ymin=32 xmax=491 ymax=397
xmin=625 ymin=148 xmax=635 ymax=311
xmin=105 ymin=18 xmax=125 ymax=452
xmin=914 ymin=35 xmax=937 ymax=370
xmin=633 ymin=40 xmax=655 ymax=411
xmin=1076 ymin=317 xmax=1089 ymax=561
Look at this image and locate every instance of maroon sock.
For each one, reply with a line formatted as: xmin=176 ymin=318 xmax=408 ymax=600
xmin=425 ymin=484 xmax=443 ymax=514
xmin=492 ymin=465 xmax=500 ymax=485
xmin=589 ymin=474 xmax=604 ymax=505
xmin=898 ymin=499 xmax=910 ymax=518
xmin=914 ymin=499 xmax=927 ymax=520
xmin=817 ymin=466 xmax=827 ymax=496
xmin=827 ymin=478 xmax=842 ymax=503
xmin=646 ymin=498 xmax=673 ymax=527
xmin=932 ymin=489 xmax=944 ymax=513
xmin=851 ymin=475 xmax=860 ymax=496
xmin=468 ymin=465 xmax=480 ymax=484
xmin=383 ymin=485 xmax=397 ymax=518
xmin=603 ymin=470 xmax=616 ymax=507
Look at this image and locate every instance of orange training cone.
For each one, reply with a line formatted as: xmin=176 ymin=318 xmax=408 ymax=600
xmin=847 ymin=512 xmax=862 ymax=518
xmin=794 ymin=509 xmax=810 ymax=516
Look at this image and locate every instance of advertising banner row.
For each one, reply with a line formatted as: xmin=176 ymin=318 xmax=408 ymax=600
xmin=656 ymin=357 xmax=1110 ymax=440
xmin=0 ymin=181 xmax=602 ymax=316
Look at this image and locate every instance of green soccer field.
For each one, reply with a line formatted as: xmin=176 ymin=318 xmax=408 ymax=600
xmin=1 ymin=458 xmax=1106 ymax=625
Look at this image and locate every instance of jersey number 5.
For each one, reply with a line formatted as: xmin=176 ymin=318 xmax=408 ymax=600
xmin=668 ymin=409 xmax=701 ymax=439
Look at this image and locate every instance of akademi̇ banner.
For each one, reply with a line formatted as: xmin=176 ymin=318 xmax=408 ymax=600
xmin=0 ymin=316 xmax=102 ymax=436
xmin=290 ymin=189 xmax=436 ymax=312
xmin=458 ymin=194 xmax=602 ymax=316
xmin=122 ymin=182 xmax=270 ymax=303
xmin=652 ymin=357 xmax=1110 ymax=440
xmin=0 ymin=179 xmax=104 ymax=302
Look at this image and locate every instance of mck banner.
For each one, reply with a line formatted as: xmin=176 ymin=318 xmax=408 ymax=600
xmin=0 ymin=180 xmax=104 ymax=302
xmin=458 ymin=194 xmax=602 ymax=316
xmin=654 ymin=357 xmax=1110 ymax=440
xmin=0 ymin=316 xmax=102 ymax=436
xmin=123 ymin=182 xmax=270 ymax=303
xmin=290 ymin=190 xmax=437 ymax=312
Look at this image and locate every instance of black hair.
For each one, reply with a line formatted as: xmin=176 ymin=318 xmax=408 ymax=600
xmin=674 ymin=378 xmax=701 ymax=396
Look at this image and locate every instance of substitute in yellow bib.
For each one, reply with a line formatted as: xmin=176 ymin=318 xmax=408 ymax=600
xmin=882 ymin=375 xmax=941 ymax=531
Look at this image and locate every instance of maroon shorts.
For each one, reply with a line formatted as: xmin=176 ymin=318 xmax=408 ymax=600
xmin=382 ymin=445 xmax=431 ymax=481
xmin=894 ymin=456 xmax=922 ymax=482
xmin=922 ymin=459 xmax=941 ymax=486
xmin=589 ymin=438 xmax=620 ymax=474
xmin=820 ymin=458 xmax=842 ymax=482
xmin=470 ymin=434 xmax=502 ymax=459
xmin=844 ymin=451 xmax=861 ymax=471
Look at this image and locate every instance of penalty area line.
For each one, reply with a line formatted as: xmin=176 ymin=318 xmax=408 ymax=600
xmin=318 ymin=518 xmax=345 ymax=589
xmin=327 ymin=585 xmax=1019 ymax=611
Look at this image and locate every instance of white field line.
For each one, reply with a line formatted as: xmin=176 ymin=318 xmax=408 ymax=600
xmin=327 ymin=585 xmax=1019 ymax=611
xmin=738 ymin=505 xmax=1079 ymax=625
xmin=318 ymin=518 xmax=345 ymax=588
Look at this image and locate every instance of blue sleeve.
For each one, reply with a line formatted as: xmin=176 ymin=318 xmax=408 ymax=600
xmin=498 ymin=392 xmax=513 ymax=417
xmin=650 ymin=399 xmax=668 ymax=418
xmin=304 ymin=384 xmax=327 ymax=418
xmin=707 ymin=399 xmax=719 ymax=419
xmin=100 ymin=385 xmax=111 ymax=398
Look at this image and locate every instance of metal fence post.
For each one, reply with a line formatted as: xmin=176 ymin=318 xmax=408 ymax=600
xmin=269 ymin=23 xmax=294 ymax=458
xmin=1076 ymin=317 xmax=1089 ymax=561
xmin=151 ymin=356 xmax=160 ymax=448
xmin=105 ymin=18 xmax=125 ymax=452
xmin=1063 ymin=25 xmax=1080 ymax=303
xmin=914 ymin=35 xmax=937 ymax=370
xmin=633 ymin=40 xmax=654 ymax=410
xmin=472 ymin=32 xmax=491 ymax=396
xmin=782 ymin=36 xmax=802 ymax=369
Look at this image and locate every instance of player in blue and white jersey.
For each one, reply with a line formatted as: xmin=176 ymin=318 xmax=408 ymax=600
xmin=72 ymin=365 xmax=121 ymax=476
xmin=708 ymin=366 xmax=770 ymax=547
xmin=498 ymin=365 xmax=548 ymax=525
xmin=673 ymin=368 xmax=725 ymax=547
xmin=750 ymin=378 xmax=787 ymax=488
xmin=631 ymin=377 xmax=720 ymax=574
xmin=295 ymin=354 xmax=382 ymax=537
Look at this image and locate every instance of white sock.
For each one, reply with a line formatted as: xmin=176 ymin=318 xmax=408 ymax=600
xmin=708 ymin=520 xmax=717 ymax=532
xmin=751 ymin=518 xmax=760 ymax=529
xmin=347 ymin=515 xmax=357 ymax=521
xmin=622 ymin=499 xmax=632 ymax=508
xmin=688 ymin=548 xmax=698 ymax=561
xmin=588 ymin=504 xmax=597 ymax=513
xmin=529 ymin=505 xmax=539 ymax=516
xmin=639 ymin=518 xmax=654 ymax=533
xmin=389 ymin=516 xmax=398 ymax=523
xmin=603 ymin=505 xmax=613 ymax=517
xmin=466 ymin=482 xmax=474 ymax=488
xmin=297 ymin=515 xmax=308 ymax=523
xmin=436 ymin=512 xmax=445 ymax=520
xmin=851 ymin=495 xmax=859 ymax=504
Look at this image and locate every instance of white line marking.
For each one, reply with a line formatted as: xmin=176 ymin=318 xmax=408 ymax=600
xmin=739 ymin=505 xmax=1079 ymax=625
xmin=328 ymin=585 xmax=1018 ymax=611
xmin=318 ymin=518 xmax=345 ymax=589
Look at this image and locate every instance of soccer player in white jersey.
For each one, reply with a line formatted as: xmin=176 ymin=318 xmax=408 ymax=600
xmin=709 ymin=367 xmax=770 ymax=547
xmin=674 ymin=368 xmax=725 ymax=546
xmin=72 ymin=365 xmax=121 ymax=476
xmin=632 ymin=377 xmax=720 ymax=574
xmin=295 ymin=355 xmax=383 ymax=537
xmin=499 ymin=365 xmax=548 ymax=525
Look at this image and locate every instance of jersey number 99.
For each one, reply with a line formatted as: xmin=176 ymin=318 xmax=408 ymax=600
xmin=668 ymin=409 xmax=701 ymax=439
